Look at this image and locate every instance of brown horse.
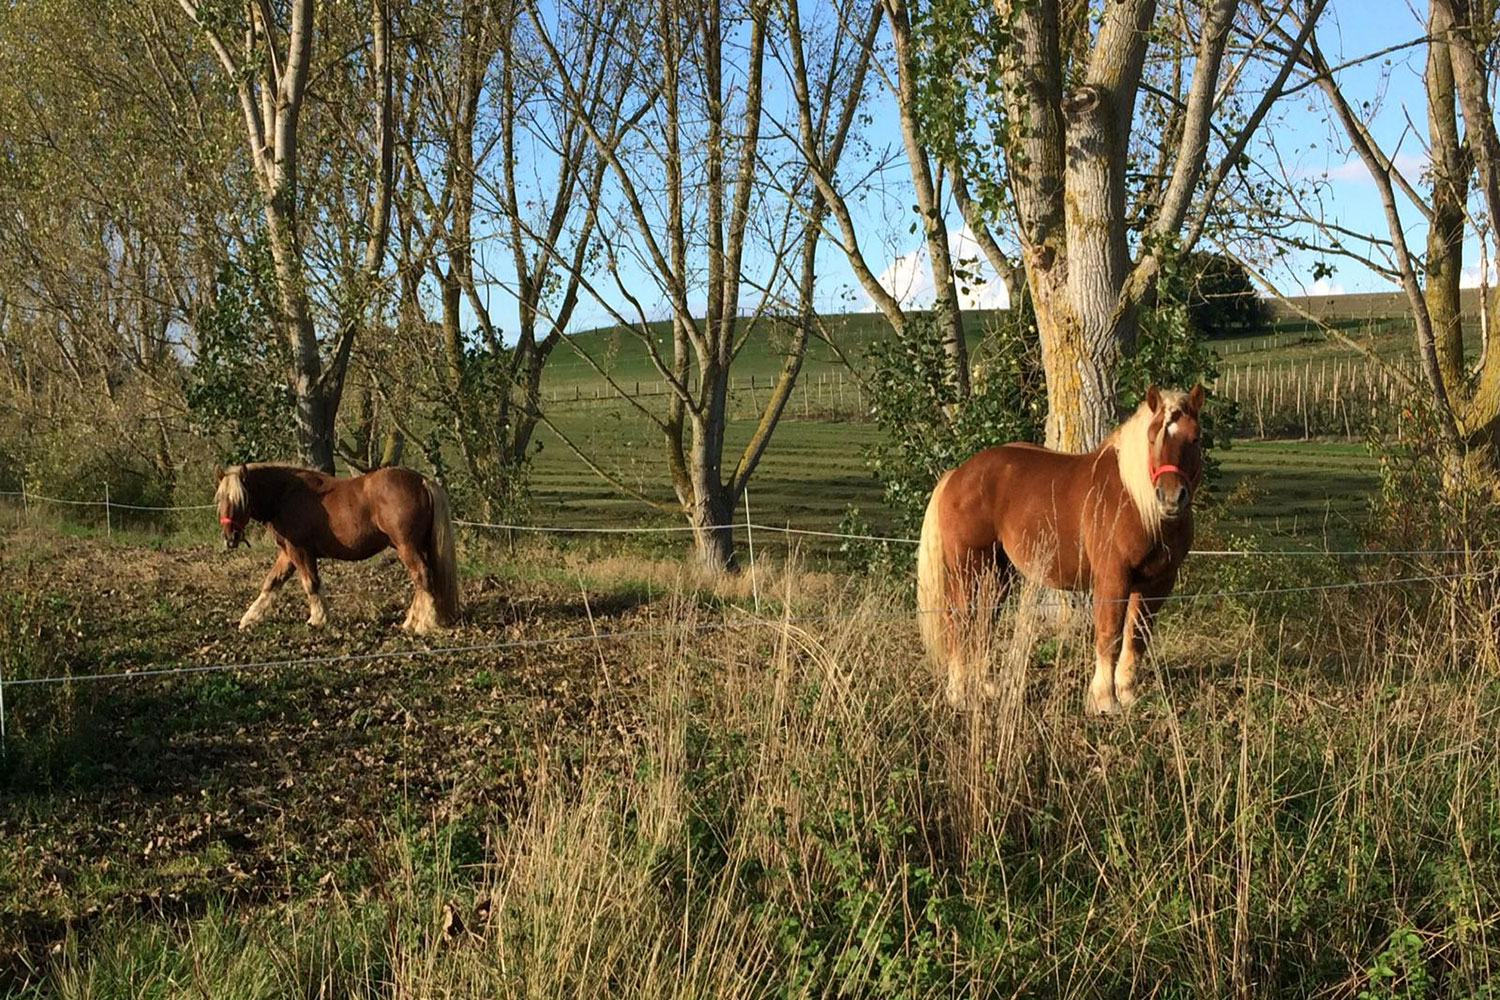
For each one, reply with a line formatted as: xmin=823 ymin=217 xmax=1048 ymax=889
xmin=215 ymin=464 xmax=459 ymax=633
xmin=916 ymin=385 xmax=1205 ymax=714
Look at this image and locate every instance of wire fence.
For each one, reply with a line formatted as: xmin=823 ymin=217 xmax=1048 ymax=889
xmin=2 ymin=481 xmax=1496 ymax=752
xmin=1 ymin=567 xmax=1488 ymax=692
xmin=5 ymin=485 xmax=1498 ymax=559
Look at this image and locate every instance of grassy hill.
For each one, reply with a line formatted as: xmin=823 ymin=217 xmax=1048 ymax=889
xmin=539 ymin=299 xmax=1448 ymax=398
xmin=519 ymin=300 xmax=1406 ymax=549
xmin=538 ymin=310 xmax=1009 ymax=392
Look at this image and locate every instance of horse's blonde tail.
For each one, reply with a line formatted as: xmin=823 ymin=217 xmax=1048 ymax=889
xmin=425 ymin=480 xmax=460 ymax=626
xmin=917 ymin=470 xmax=954 ymax=673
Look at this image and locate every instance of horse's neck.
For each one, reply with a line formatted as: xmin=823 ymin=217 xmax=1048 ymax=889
xmin=244 ymin=466 xmax=296 ymax=518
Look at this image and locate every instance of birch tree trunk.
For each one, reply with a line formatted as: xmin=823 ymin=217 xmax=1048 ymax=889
xmin=178 ymin=0 xmax=393 ymax=472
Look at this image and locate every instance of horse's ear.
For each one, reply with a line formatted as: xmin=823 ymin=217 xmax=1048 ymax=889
xmin=1187 ymin=383 xmax=1206 ymax=412
xmin=1145 ymin=384 xmax=1162 ymax=413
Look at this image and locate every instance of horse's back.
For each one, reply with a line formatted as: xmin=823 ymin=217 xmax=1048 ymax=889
xmin=295 ymin=466 xmax=433 ymax=559
xmin=942 ymin=441 xmax=1104 ymax=587
xmin=359 ymin=465 xmax=428 ymax=497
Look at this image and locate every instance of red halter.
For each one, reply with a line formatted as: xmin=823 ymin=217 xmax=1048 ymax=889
xmin=220 ymin=513 xmax=247 ymax=530
xmin=1148 ymin=450 xmax=1197 ymax=490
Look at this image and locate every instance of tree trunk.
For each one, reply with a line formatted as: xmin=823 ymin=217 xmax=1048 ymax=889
xmin=1425 ymin=6 xmax=1469 ymax=390
xmin=268 ymin=226 xmax=336 ymax=471
xmin=688 ymin=474 xmax=737 ymax=573
xmin=886 ymin=0 xmax=968 ymax=397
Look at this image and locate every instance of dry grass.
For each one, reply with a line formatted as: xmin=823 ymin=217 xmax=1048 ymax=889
xmin=4 ymin=521 xmax=1500 ymax=998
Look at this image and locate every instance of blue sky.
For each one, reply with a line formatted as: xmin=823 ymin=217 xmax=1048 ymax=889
xmin=839 ymin=0 xmax=1485 ymax=312
xmin=470 ymin=1 xmax=1486 ymax=339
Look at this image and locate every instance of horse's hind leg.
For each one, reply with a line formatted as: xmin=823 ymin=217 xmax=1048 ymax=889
xmin=240 ymin=549 xmax=295 ymax=629
xmin=945 ymin=549 xmax=1006 ymax=707
xmin=393 ymin=541 xmax=436 ymax=634
xmin=288 ymin=548 xmax=327 ymax=627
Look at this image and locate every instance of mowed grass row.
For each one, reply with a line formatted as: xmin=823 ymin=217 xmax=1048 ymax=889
xmin=527 ymin=410 xmax=884 ymax=531
xmin=525 ymin=402 xmax=1383 ymax=550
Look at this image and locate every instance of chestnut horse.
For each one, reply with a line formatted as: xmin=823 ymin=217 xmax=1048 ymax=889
xmin=215 ymin=464 xmax=459 ymax=633
xmin=916 ymin=385 xmax=1205 ymax=714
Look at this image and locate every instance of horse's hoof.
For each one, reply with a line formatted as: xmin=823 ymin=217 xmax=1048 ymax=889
xmin=1116 ymin=687 xmax=1139 ymax=709
xmin=307 ymin=615 xmax=326 ymax=627
xmin=1085 ymin=696 xmax=1122 ymax=716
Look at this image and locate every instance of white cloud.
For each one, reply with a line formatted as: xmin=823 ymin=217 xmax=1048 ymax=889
xmin=872 ymin=223 xmax=1011 ymax=312
xmin=1315 ymin=151 xmax=1427 ymax=185
xmin=1302 ymin=277 xmax=1347 ymax=296
xmin=1460 ymin=260 xmax=1499 ymax=289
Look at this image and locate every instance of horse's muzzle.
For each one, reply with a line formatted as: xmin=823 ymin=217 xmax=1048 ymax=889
xmin=1156 ymin=484 xmax=1190 ymax=519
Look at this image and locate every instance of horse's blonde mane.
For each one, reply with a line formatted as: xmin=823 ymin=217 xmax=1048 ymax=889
xmin=216 ymin=465 xmax=250 ymax=515
xmin=1107 ymin=390 xmax=1188 ymax=539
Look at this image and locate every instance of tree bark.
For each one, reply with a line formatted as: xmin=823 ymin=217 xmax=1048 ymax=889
xmin=178 ymin=0 xmax=392 ymax=472
xmin=885 ymin=0 xmax=968 ymax=398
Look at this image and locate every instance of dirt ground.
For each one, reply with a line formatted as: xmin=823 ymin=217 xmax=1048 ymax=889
xmin=0 ymin=525 xmax=754 ymax=981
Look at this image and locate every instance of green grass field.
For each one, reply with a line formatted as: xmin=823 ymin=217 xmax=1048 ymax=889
xmin=523 ymin=402 xmax=1383 ymax=552
xmin=537 ymin=311 xmax=1010 ymax=391
xmin=509 ymin=305 xmax=1414 ymax=559
xmin=542 ymin=310 xmax=1433 ymax=391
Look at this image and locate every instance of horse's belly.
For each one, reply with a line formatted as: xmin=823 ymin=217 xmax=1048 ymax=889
xmin=1001 ymin=523 xmax=1090 ymax=591
xmin=325 ymin=531 xmax=391 ymax=561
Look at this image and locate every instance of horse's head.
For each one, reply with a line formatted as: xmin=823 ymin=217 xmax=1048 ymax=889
xmin=1144 ymin=383 xmax=1205 ymax=520
xmin=214 ymin=465 xmax=251 ymax=550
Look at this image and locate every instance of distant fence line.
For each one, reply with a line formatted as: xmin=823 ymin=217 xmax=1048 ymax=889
xmin=1216 ymin=357 xmax=1417 ymax=440
xmin=544 ymin=369 xmax=868 ymax=420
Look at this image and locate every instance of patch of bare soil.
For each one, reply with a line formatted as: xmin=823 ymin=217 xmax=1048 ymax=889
xmin=0 ymin=528 xmax=685 ymax=981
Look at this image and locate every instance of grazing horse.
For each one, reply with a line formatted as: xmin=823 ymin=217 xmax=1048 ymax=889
xmin=215 ymin=464 xmax=459 ymax=633
xmin=916 ymin=385 xmax=1205 ymax=714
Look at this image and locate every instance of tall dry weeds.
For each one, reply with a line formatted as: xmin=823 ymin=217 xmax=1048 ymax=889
xmin=23 ymin=554 xmax=1500 ymax=999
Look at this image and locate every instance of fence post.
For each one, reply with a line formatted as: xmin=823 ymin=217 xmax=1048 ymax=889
xmin=20 ymin=480 xmax=28 ymax=523
xmin=104 ymin=482 xmax=112 ymax=539
xmin=744 ymin=487 xmax=759 ymax=615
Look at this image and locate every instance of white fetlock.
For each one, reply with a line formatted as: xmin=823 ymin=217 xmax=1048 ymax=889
xmin=1087 ymin=656 xmax=1119 ymax=715
xmin=406 ymin=591 xmax=437 ymax=635
xmin=239 ymin=594 xmax=271 ymax=630
xmin=307 ymin=596 xmax=328 ymax=627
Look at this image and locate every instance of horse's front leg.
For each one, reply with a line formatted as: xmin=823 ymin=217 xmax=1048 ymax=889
xmin=288 ymin=548 xmax=327 ymax=627
xmin=1088 ymin=576 xmax=1131 ymax=716
xmin=240 ymin=549 xmax=295 ymax=629
xmin=1115 ymin=589 xmax=1167 ymax=708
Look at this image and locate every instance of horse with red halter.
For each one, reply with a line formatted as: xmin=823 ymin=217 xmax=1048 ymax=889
xmin=215 ymin=464 xmax=459 ymax=633
xmin=916 ymin=385 xmax=1205 ymax=714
